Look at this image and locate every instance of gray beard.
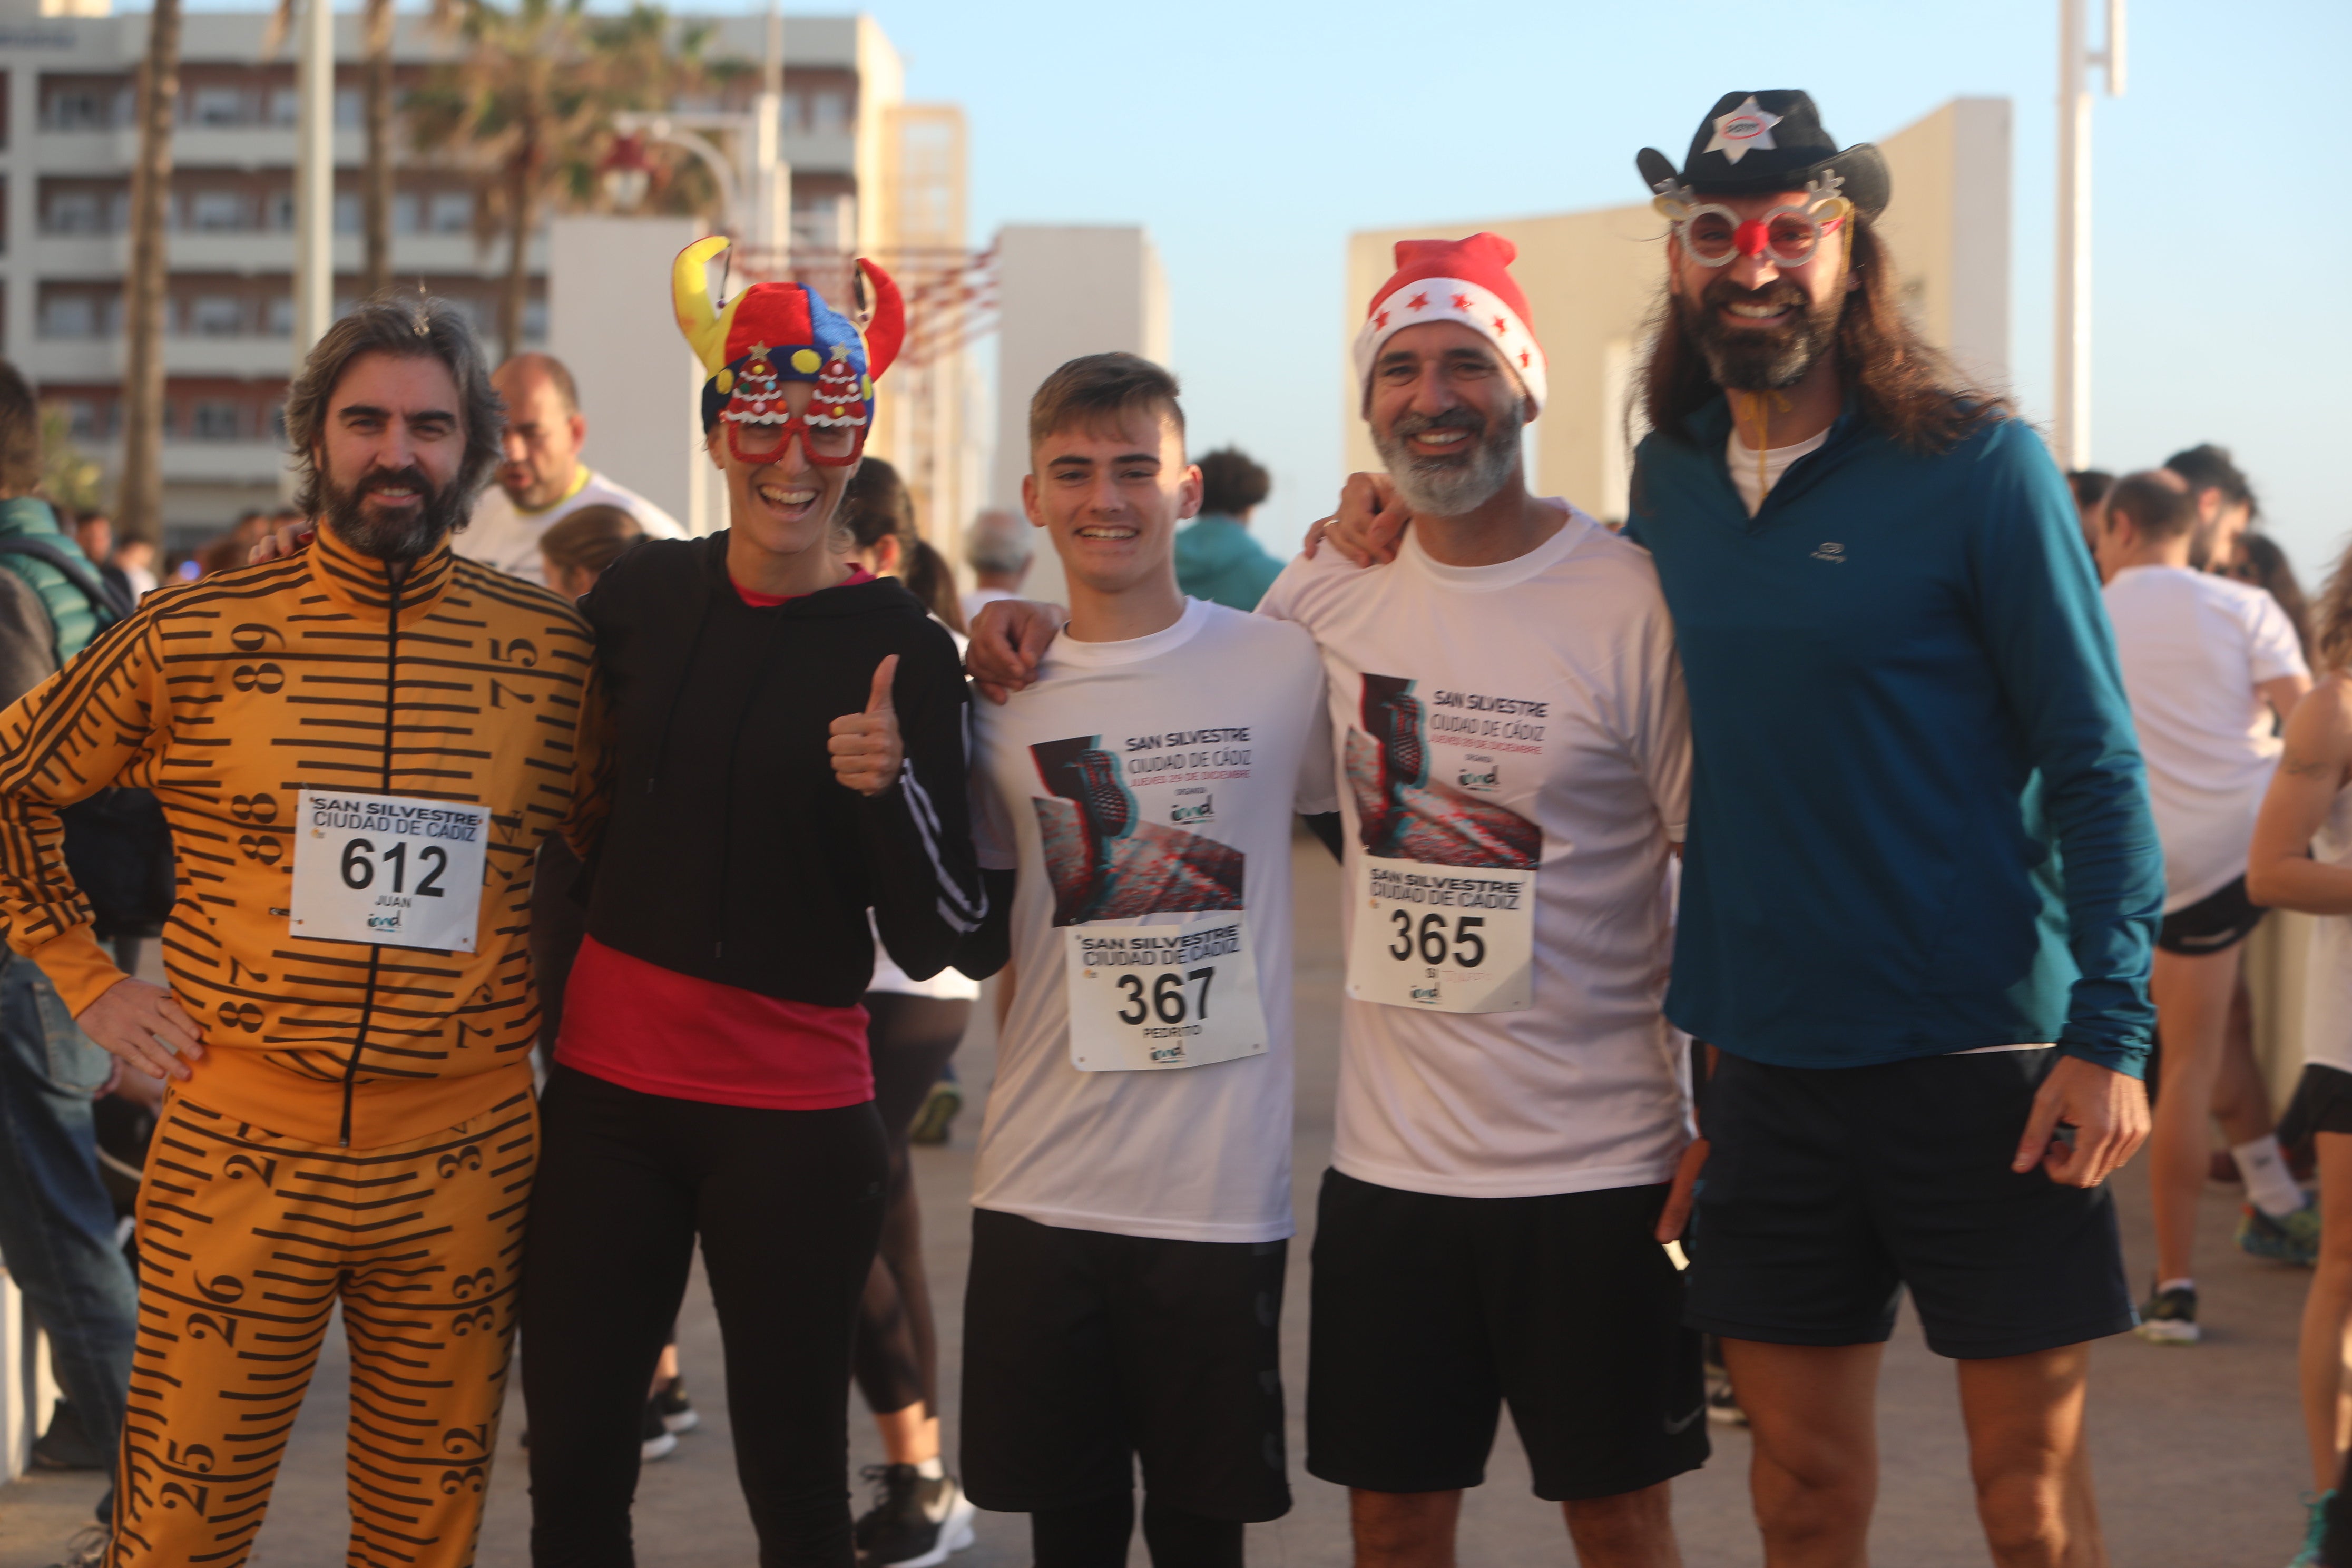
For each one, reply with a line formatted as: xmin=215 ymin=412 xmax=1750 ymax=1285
xmin=1372 ymin=399 xmax=1523 ymax=518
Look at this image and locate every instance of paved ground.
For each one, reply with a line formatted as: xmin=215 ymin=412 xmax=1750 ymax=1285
xmin=0 ymin=834 xmax=2325 ymax=1565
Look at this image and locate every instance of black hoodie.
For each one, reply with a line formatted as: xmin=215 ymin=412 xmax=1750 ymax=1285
xmin=579 ymin=532 xmax=986 ymax=1005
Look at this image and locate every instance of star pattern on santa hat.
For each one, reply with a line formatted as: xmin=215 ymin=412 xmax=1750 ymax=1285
xmin=1375 ymin=309 xmax=1390 ymax=329
xmin=1451 ymin=292 xmax=1471 ymax=311
xmin=1492 ymin=315 xmax=1508 ymax=337
xmin=1704 ymin=95 xmax=1781 ymax=164
xmin=1406 ymin=292 xmax=1428 ymax=312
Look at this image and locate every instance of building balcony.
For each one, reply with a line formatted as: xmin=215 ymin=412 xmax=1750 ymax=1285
xmin=28 ymin=125 xmax=374 ymax=174
xmin=24 ymin=229 xmax=544 ymax=276
xmin=160 ymin=439 xmax=288 ymax=486
xmin=21 ymin=332 xmax=298 ymax=379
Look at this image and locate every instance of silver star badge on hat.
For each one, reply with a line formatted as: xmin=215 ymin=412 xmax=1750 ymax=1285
xmin=1704 ymin=95 xmax=1781 ymax=164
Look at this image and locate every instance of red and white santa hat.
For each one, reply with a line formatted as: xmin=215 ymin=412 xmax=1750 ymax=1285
xmin=1352 ymin=232 xmax=1546 ymax=412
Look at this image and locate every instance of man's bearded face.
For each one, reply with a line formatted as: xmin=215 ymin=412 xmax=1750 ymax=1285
xmin=318 ymin=463 xmax=468 ymax=563
xmin=1371 ymin=392 xmax=1525 ymax=518
xmin=1674 ymin=268 xmax=1846 ymax=393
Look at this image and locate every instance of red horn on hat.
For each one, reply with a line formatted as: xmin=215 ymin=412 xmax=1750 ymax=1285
xmin=857 ymin=257 xmax=905 ymax=379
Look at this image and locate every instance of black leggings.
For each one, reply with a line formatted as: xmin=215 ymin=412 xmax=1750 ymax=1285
xmin=853 ymin=992 xmax=969 ymax=1417
xmin=521 ymin=1065 xmax=888 ymax=1568
xmin=1033 ymin=1494 xmax=1244 ymax=1568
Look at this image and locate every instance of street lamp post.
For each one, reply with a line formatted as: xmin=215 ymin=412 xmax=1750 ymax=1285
xmin=605 ymin=0 xmax=790 ymax=271
xmin=292 ymin=0 xmax=336 ymax=370
xmin=2054 ymin=0 xmax=2125 ymax=470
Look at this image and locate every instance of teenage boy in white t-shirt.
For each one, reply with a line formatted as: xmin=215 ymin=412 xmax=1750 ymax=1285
xmin=966 ymin=236 xmax=1701 ymax=1568
xmin=958 ymin=353 xmax=1333 ymax=1568
xmin=2098 ymin=468 xmax=2312 ymax=1341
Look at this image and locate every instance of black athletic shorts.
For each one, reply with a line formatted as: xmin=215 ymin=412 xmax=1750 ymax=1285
xmin=1687 ymin=1048 xmax=2135 ymax=1359
xmin=2280 ymin=1063 xmax=2352 ymax=1148
xmin=960 ymin=1207 xmax=1290 ymax=1522
xmin=1305 ymin=1170 xmax=1706 ymax=1502
xmin=2157 ymin=874 xmax=2266 ymax=955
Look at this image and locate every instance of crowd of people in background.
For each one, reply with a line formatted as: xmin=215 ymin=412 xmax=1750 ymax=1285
xmin=8 ymin=76 xmax=2352 ymax=1568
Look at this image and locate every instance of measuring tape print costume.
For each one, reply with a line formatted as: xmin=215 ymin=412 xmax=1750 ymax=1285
xmin=0 ymin=524 xmax=610 ymax=1566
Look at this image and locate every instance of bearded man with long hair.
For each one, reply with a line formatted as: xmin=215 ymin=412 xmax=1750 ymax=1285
xmin=1307 ymin=91 xmax=2163 ymax=1568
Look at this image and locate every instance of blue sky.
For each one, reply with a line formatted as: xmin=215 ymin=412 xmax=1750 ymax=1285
xmin=199 ymin=0 xmax=2349 ymax=577
xmin=856 ymin=0 xmax=2349 ymax=578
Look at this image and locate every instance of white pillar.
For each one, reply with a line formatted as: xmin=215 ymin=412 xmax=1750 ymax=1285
xmin=291 ymin=0 xmax=337 ymax=370
xmin=2052 ymin=0 xmax=2122 ymax=471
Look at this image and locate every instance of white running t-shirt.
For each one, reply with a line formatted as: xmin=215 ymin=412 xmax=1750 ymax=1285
xmin=460 ymin=468 xmax=684 ymax=587
xmin=2103 ymin=564 xmax=2308 ymax=912
xmin=1257 ymin=504 xmax=1693 ymax=1200
xmin=969 ymin=598 xmax=1334 ymax=1243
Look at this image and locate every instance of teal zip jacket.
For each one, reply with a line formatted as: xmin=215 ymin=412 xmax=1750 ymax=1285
xmin=1624 ymin=396 xmax=2161 ymax=1076
xmin=0 ymin=497 xmax=107 ymax=662
xmin=1173 ymin=513 xmax=1286 ymax=612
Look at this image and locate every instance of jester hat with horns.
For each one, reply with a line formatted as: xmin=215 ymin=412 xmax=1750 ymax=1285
xmin=671 ymin=234 xmax=905 ymax=463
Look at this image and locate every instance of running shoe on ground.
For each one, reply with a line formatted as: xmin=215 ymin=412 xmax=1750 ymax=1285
xmin=2241 ymin=1200 xmax=2324 ymax=1268
xmin=1703 ymin=1359 xmax=1747 ymax=1427
xmin=855 ymin=1463 xmax=977 ymax=1567
xmin=641 ymin=1399 xmax=678 ymax=1463
xmin=2290 ymin=1488 xmax=2335 ymax=1566
xmin=908 ymin=1068 xmax=963 ymax=1147
xmin=46 ymin=1525 xmax=110 ymax=1568
xmin=652 ymin=1377 xmax=700 ymax=1435
xmin=31 ymin=1399 xmax=109 ymax=1470
xmin=2135 ymin=1284 xmax=2200 ymax=1344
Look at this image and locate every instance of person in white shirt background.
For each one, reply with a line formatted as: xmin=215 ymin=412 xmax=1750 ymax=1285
xmin=458 ymin=351 xmax=683 ymax=586
xmin=961 ymin=507 xmax=1032 ymax=627
xmin=2096 ymin=468 xmax=2313 ymax=1344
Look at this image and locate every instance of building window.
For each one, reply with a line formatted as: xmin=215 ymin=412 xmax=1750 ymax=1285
xmin=522 ymin=298 xmax=547 ymax=341
xmin=189 ymin=87 xmax=246 ymax=126
xmin=267 ymin=192 xmax=294 ymax=230
xmin=391 ymin=192 xmax=418 ymax=233
xmin=812 ymin=91 xmax=849 ymax=135
xmin=39 ymin=296 xmax=97 ymax=338
xmin=334 ymin=89 xmax=361 ymax=129
xmin=44 ymin=90 xmax=109 ymax=130
xmin=428 ymin=191 xmax=472 ymax=233
xmin=190 ymin=401 xmax=243 ymax=442
xmin=269 ymin=87 xmax=298 ymax=126
xmin=45 ymin=191 xmax=104 ymax=233
xmin=266 ymin=296 xmax=293 ymax=336
xmin=189 ymin=191 xmax=246 ymax=231
xmin=334 ymin=192 xmax=361 ymax=234
xmin=187 ymin=297 xmax=244 ymax=336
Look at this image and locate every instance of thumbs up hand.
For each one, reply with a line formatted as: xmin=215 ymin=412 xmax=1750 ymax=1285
xmin=829 ymin=654 xmax=904 ymax=796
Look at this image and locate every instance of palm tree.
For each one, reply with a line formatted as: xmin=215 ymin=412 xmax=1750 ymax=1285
xmin=118 ymin=0 xmax=180 ymax=547
xmin=408 ymin=0 xmax=716 ymax=361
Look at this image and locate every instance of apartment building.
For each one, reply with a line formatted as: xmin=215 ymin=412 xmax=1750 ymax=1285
xmin=0 ymin=0 xmax=946 ymax=545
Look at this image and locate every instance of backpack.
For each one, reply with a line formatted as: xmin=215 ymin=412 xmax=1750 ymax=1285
xmin=0 ymin=533 xmax=176 ymax=940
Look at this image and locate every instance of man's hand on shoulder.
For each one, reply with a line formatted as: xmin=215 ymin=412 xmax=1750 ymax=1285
xmin=248 ymin=520 xmax=315 ymax=567
xmin=77 ymin=977 xmax=205 ymax=1083
xmin=2013 ymin=1052 xmax=2149 ymax=1187
xmin=965 ymin=600 xmax=1064 ymax=705
xmin=1302 ymin=472 xmax=1412 ymax=567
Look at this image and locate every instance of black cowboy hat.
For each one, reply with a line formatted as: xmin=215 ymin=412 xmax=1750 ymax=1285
xmin=1636 ymin=91 xmax=1890 ymax=219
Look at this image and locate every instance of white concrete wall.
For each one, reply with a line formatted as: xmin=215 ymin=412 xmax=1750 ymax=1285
xmin=547 ymin=216 xmax=712 ymax=535
xmin=989 ymin=224 xmax=1168 ymax=607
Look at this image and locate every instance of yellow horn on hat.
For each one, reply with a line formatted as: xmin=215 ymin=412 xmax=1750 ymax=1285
xmin=672 ymin=234 xmax=740 ymax=375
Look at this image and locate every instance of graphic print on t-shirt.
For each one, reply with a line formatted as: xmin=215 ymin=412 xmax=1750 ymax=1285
xmin=1347 ymin=674 xmax=1538 ymax=868
xmin=1031 ymin=734 xmax=1247 ymax=927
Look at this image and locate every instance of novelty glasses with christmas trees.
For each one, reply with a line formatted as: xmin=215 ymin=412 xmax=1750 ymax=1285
xmin=718 ymin=351 xmax=870 ymax=467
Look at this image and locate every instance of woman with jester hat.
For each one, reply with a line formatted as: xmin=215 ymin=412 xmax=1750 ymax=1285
xmin=517 ymin=237 xmax=996 ymax=1567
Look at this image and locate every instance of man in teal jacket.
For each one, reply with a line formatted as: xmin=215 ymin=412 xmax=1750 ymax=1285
xmin=1173 ymin=446 xmax=1286 ymax=611
xmin=1310 ymin=91 xmax=2161 ymax=1568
